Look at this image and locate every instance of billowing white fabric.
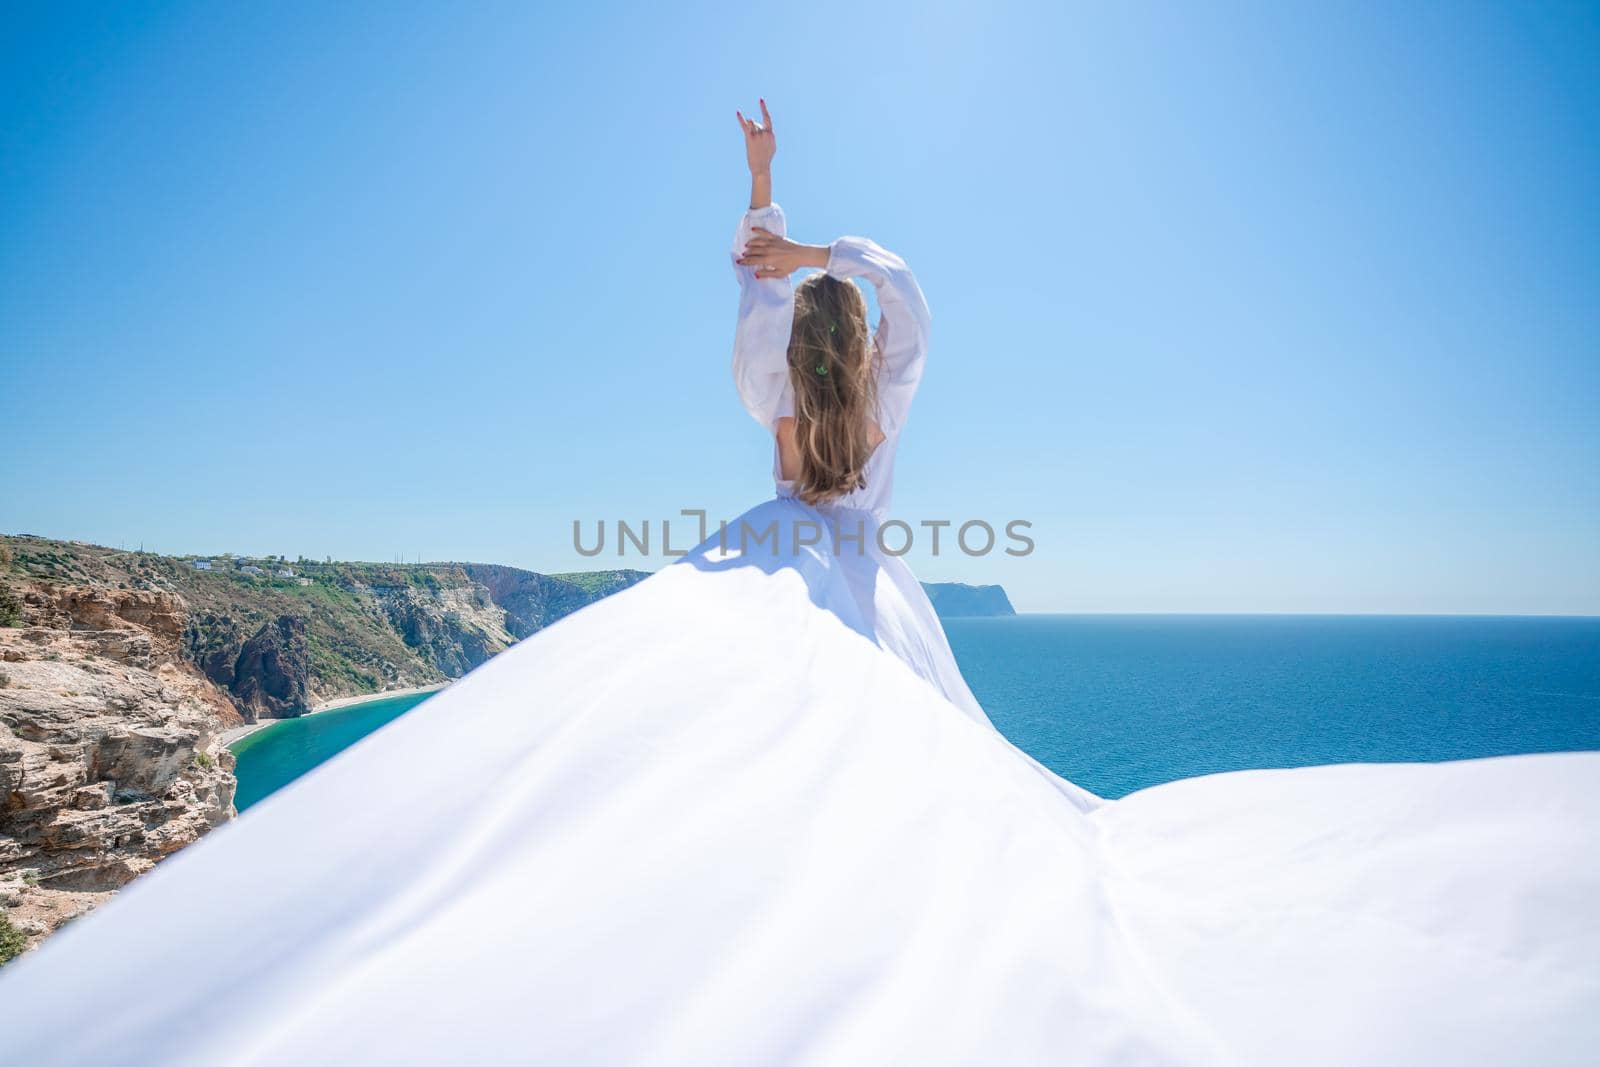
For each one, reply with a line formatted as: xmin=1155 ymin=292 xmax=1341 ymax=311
xmin=2 ymin=215 xmax=1596 ymax=1064
xmin=1 ymin=524 xmax=1596 ymax=1065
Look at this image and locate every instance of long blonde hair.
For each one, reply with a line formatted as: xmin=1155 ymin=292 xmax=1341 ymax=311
xmin=787 ymin=273 xmax=876 ymax=505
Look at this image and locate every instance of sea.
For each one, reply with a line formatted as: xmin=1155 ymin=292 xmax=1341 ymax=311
xmin=231 ymin=614 xmax=1600 ymax=810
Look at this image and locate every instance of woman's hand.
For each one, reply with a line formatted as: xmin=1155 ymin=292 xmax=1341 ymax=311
xmin=737 ymin=227 xmax=830 ymax=280
xmin=737 ymin=98 xmax=776 ymax=175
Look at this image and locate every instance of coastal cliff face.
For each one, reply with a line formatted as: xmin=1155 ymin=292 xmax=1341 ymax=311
xmin=0 ymin=581 xmax=239 ymax=958
xmin=2 ymin=537 xmax=652 ymax=723
xmin=185 ymin=611 xmax=313 ymax=720
xmin=463 ymin=565 xmax=650 ymax=638
xmin=921 ymin=582 xmax=1018 ymax=618
xmin=0 ymin=535 xmax=651 ymax=962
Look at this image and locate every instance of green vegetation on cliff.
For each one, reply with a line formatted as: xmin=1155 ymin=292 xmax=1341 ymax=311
xmin=0 ymin=912 xmax=26 ymax=966
xmin=1 ymin=535 xmax=650 ymax=721
xmin=2 ymin=535 xmax=1015 ymax=719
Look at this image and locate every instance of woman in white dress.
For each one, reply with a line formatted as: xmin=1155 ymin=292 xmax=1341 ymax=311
xmin=725 ymin=98 xmax=1097 ymax=807
xmin=0 ymin=102 xmax=1596 ymax=1066
xmin=725 ymin=101 xmax=1005 ymax=718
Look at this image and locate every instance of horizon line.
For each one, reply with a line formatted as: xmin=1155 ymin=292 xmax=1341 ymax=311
xmin=5 ymin=533 xmax=1596 ymax=619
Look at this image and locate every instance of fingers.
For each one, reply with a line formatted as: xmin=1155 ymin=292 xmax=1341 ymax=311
xmin=737 ymin=246 xmax=788 ymax=277
xmin=738 ymin=258 xmax=789 ymax=279
xmin=740 ymin=229 xmax=790 ymax=267
xmin=738 ymin=100 xmax=772 ymax=136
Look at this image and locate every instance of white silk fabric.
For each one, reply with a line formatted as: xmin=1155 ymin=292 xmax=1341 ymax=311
xmin=0 ymin=507 xmax=1596 ymax=1065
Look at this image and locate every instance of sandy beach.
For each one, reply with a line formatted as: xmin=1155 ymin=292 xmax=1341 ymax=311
xmin=217 ymin=682 xmax=450 ymax=748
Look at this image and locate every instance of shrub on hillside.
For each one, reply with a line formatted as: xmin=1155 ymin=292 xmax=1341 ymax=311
xmin=0 ymin=913 xmax=27 ymax=967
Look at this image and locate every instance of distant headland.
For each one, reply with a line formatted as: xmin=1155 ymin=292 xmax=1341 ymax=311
xmin=921 ymin=582 xmax=1017 ymax=618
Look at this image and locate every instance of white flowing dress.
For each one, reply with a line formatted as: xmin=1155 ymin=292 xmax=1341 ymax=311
xmin=1 ymin=206 xmax=1596 ymax=1066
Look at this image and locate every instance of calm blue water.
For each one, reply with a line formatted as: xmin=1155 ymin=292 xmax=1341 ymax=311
xmin=947 ymin=615 xmax=1600 ymax=797
xmin=233 ymin=615 xmax=1600 ymax=809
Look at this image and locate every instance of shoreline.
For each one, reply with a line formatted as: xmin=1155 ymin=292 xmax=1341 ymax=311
xmin=217 ymin=682 xmax=450 ymax=748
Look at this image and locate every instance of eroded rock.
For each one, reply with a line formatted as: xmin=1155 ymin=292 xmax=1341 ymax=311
xmin=0 ymin=583 xmax=237 ymax=961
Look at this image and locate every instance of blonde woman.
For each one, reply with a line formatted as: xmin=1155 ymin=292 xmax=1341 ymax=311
xmin=719 ymin=99 xmax=1054 ymax=741
xmin=732 ymin=98 xmax=918 ymax=514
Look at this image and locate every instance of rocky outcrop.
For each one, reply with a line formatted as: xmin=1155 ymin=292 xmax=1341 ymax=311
xmin=460 ymin=565 xmax=571 ymax=639
xmin=186 ymin=611 xmax=245 ymax=689
xmin=231 ymin=615 xmax=310 ymax=720
xmin=464 ymin=565 xmax=651 ymax=638
xmin=186 ymin=613 xmax=312 ymax=722
xmin=21 ymin=586 xmax=188 ymax=642
xmin=368 ymin=582 xmax=512 ymax=676
xmin=0 ymin=582 xmax=237 ymax=961
xmin=921 ymin=582 xmax=1017 ymax=618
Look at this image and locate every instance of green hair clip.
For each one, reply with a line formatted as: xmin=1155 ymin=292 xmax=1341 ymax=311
xmin=814 ymin=319 xmax=837 ymax=375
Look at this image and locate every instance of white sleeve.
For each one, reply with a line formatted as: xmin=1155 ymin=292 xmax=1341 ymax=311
xmin=730 ymin=202 xmax=794 ymax=432
xmin=824 ymin=235 xmax=931 ymax=436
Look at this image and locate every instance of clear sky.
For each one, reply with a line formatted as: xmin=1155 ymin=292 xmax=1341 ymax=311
xmin=3 ymin=2 xmax=1596 ymax=613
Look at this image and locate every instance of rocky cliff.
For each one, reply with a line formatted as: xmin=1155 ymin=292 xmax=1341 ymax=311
xmin=0 ymin=535 xmax=650 ymax=963
xmin=0 ymin=581 xmax=239 ymax=960
xmin=3 ymin=538 xmax=649 ymax=724
xmin=461 ymin=565 xmax=651 ymax=638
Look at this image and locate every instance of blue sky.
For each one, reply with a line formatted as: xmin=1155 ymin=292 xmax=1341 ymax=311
xmin=2 ymin=1 xmax=1596 ymax=613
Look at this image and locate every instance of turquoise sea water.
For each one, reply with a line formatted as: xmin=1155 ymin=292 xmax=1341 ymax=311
xmin=229 ymin=692 xmax=434 ymax=811
xmin=232 ymin=615 xmax=1600 ymax=809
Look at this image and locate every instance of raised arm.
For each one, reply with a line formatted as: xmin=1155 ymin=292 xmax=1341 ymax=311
xmin=731 ymin=100 xmax=930 ymax=435
xmin=825 ymin=235 xmax=932 ymax=436
xmin=730 ymin=99 xmax=797 ymax=431
xmin=731 ymin=206 xmax=792 ymax=431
